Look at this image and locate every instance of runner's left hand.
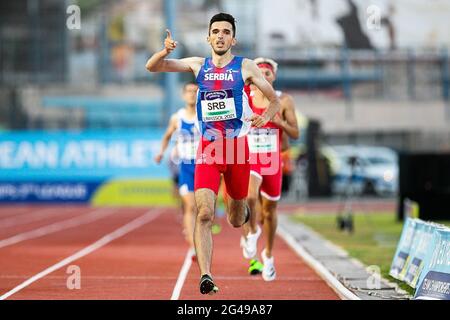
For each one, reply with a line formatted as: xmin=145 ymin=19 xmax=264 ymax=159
xmin=247 ymin=113 xmax=270 ymax=128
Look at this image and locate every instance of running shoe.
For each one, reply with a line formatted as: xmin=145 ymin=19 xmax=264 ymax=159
xmin=199 ymin=274 xmax=219 ymax=295
xmin=240 ymin=225 xmax=261 ymax=259
xmin=261 ymin=249 xmax=276 ymax=281
xmin=248 ymin=259 xmax=264 ymax=275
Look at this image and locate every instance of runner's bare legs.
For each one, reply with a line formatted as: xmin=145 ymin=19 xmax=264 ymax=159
xmin=181 ymin=193 xmax=197 ymax=249
xmin=227 ymin=198 xmax=248 ymax=228
xmin=195 ymin=188 xmax=248 ymax=276
xmin=261 ymin=197 xmax=278 ymax=257
xmin=194 ymin=188 xmax=216 ymax=277
xmin=244 ymin=174 xmax=262 ymax=235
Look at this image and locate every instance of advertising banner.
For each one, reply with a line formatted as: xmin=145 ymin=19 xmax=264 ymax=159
xmin=0 ymin=131 xmax=175 ymax=204
xmin=414 ymin=228 xmax=450 ymax=300
xmin=389 ymin=218 xmax=418 ymax=279
xmin=402 ymin=221 xmax=438 ymax=288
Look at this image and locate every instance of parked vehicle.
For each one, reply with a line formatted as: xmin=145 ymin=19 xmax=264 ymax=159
xmin=326 ymin=145 xmax=398 ymax=196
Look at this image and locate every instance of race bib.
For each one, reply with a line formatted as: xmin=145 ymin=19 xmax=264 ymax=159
xmin=177 ymin=136 xmax=199 ymax=160
xmin=200 ymin=89 xmax=237 ymax=122
xmin=248 ymin=128 xmax=279 ymax=153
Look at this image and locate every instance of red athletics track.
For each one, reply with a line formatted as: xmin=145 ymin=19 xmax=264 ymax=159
xmin=0 ymin=205 xmax=339 ymax=300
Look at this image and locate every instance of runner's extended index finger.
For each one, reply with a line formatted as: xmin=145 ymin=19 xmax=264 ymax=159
xmin=166 ymin=29 xmax=172 ymax=39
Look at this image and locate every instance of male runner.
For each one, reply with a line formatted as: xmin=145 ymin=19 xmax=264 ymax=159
xmin=155 ymin=82 xmax=199 ymax=255
xmin=241 ymin=57 xmax=299 ymax=281
xmin=146 ymin=13 xmax=280 ymax=295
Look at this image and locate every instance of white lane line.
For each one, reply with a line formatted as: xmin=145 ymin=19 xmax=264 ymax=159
xmin=0 ymin=208 xmax=162 ymax=300
xmin=0 ymin=208 xmax=118 ymax=249
xmin=277 ymin=224 xmax=361 ymax=301
xmin=170 ymin=247 xmax=195 ymax=300
xmin=0 ymin=208 xmax=79 ymax=229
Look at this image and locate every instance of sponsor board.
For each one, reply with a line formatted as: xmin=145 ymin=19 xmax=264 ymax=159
xmin=389 ymin=218 xmax=418 ymax=279
xmin=91 ymin=179 xmax=176 ymax=206
xmin=0 ymin=180 xmax=176 ymax=206
xmin=402 ymin=221 xmax=438 ymax=288
xmin=414 ymin=228 xmax=450 ymax=300
xmin=403 ymin=198 xmax=419 ymax=219
xmin=0 ymin=181 xmax=100 ymax=203
xmin=0 ymin=131 xmax=176 ymax=204
xmin=0 ymin=131 xmax=168 ymax=180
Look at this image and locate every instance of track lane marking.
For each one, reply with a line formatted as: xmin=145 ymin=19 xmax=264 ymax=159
xmin=0 ymin=208 xmax=163 ymax=300
xmin=0 ymin=207 xmax=81 ymax=229
xmin=170 ymin=247 xmax=195 ymax=300
xmin=0 ymin=208 xmax=118 ymax=249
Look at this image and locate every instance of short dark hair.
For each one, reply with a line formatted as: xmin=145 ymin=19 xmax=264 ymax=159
xmin=209 ymin=13 xmax=236 ymax=37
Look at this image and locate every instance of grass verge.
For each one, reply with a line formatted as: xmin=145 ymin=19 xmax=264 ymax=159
xmin=290 ymin=211 xmax=450 ymax=296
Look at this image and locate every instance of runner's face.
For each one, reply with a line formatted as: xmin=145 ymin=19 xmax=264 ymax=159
xmin=183 ymin=84 xmax=198 ymax=106
xmin=258 ymin=66 xmax=276 ymax=84
xmin=207 ymin=21 xmax=236 ymax=56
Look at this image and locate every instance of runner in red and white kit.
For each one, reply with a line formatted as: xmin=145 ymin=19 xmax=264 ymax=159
xmin=241 ymin=58 xmax=299 ymax=281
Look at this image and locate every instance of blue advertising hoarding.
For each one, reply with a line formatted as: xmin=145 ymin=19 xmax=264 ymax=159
xmin=389 ymin=218 xmax=419 ymax=280
xmin=414 ymin=228 xmax=450 ymax=300
xmin=0 ymin=131 xmax=174 ymax=204
xmin=403 ymin=222 xmax=438 ymax=288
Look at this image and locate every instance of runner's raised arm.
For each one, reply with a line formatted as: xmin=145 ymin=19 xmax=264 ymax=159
xmin=145 ymin=29 xmax=203 ymax=74
xmin=243 ymin=59 xmax=280 ymax=128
